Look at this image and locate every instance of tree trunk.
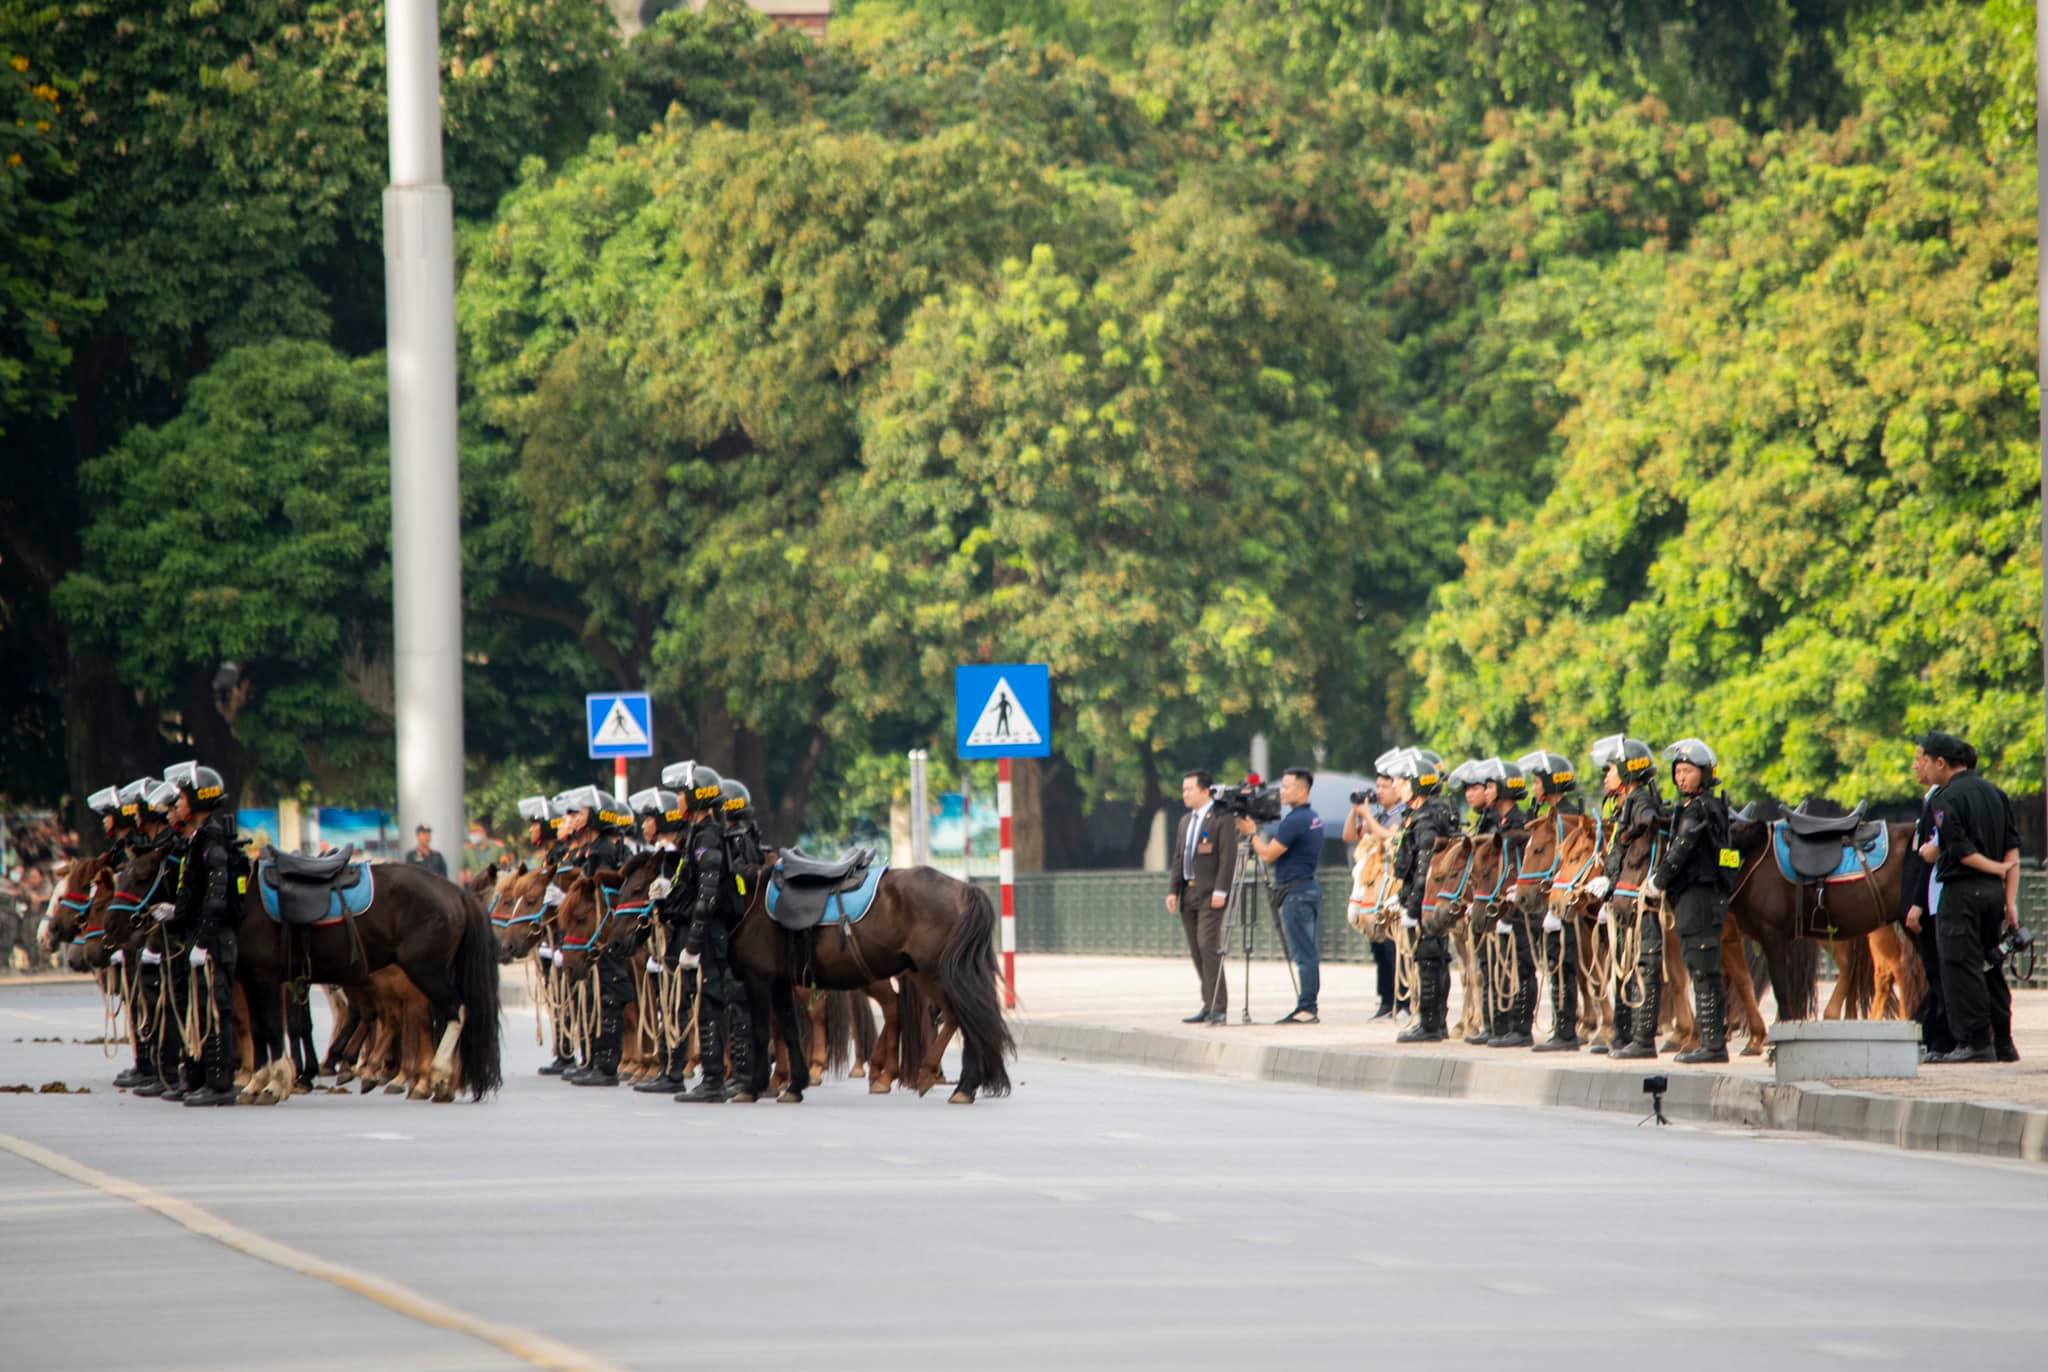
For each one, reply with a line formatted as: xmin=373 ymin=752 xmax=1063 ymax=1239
xmin=1010 ymin=757 xmax=1047 ymax=872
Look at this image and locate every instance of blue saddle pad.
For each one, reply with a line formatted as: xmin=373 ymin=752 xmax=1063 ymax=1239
xmin=766 ymin=862 xmax=887 ymax=926
xmin=1773 ymin=823 xmax=1889 ymax=884
xmin=258 ymin=860 xmax=375 ymax=924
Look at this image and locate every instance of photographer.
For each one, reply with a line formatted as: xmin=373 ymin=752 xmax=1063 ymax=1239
xmin=1167 ymin=770 xmax=1237 ymax=1025
xmin=1235 ymin=768 xmax=1325 ymax=1025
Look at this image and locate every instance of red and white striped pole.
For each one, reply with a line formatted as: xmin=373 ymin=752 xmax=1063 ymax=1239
xmin=614 ymin=757 xmax=628 ymax=803
xmin=997 ymin=757 xmax=1016 ymax=1008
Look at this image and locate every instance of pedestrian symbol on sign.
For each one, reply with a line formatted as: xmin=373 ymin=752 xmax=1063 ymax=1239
xmin=965 ymin=677 xmax=1041 ymax=748
xmin=592 ymin=698 xmax=649 ymax=750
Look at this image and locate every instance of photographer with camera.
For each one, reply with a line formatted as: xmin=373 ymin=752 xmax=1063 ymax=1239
xmin=1234 ymin=768 xmax=1325 ymax=1024
xmin=1916 ymin=732 xmax=2023 ymax=1064
xmin=1167 ymin=770 xmax=1237 ymax=1025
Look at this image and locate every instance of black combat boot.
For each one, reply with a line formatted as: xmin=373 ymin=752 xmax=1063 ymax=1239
xmin=677 ymin=1014 xmax=726 ymax=1102
xmin=1610 ymin=976 xmax=1660 ymax=1060
xmin=1676 ymin=976 xmax=1728 ymax=1064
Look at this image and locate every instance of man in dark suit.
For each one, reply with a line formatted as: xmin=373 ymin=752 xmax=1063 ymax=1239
xmin=1167 ymin=770 xmax=1237 ymax=1024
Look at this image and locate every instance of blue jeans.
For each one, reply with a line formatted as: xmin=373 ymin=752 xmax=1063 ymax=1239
xmin=1278 ymin=881 xmax=1321 ymax=1014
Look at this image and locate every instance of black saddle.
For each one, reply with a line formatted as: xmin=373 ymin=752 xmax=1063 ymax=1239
xmin=260 ymin=844 xmax=364 ymax=925
xmin=767 ymin=847 xmax=877 ymax=931
xmin=776 ymin=847 xmax=873 ymax=884
xmin=1781 ymin=802 xmax=1868 ymax=840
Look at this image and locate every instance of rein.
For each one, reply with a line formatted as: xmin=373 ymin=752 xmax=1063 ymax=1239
xmin=1515 ymin=814 xmax=1566 ymax=885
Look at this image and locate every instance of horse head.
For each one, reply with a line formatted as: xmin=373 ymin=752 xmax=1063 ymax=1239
xmin=492 ymin=864 xmax=554 ymax=962
xmin=42 ymin=854 xmax=106 ymax=952
xmin=551 ymin=867 xmax=630 ymax=975
xmin=1423 ymin=834 xmax=1475 ymax=932
xmin=98 ymin=842 xmax=176 ymax=966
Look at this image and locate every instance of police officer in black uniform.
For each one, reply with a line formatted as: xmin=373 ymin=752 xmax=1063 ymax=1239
xmin=656 ymin=763 xmax=723 ymax=1098
xmin=1472 ymin=759 xmax=1535 ymax=1048
xmin=1394 ymin=751 xmax=1461 ymax=1045
xmin=130 ymin=781 xmax=191 ymax=1098
xmin=552 ymin=786 xmax=634 ymax=1086
xmin=1516 ymin=751 xmax=1585 ymax=1052
xmin=678 ymin=775 xmax=763 ymax=1103
xmin=1920 ymin=732 xmax=2022 ymax=1063
xmin=157 ymin=761 xmax=243 ymax=1107
xmin=627 ymin=784 xmax=693 ymax=1094
xmin=1646 ymin=739 xmax=1736 ymax=1063
xmin=1586 ymin=735 xmax=1663 ymax=1058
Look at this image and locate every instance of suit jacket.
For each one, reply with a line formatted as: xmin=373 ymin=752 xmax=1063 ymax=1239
xmin=1168 ymin=805 xmax=1239 ymax=910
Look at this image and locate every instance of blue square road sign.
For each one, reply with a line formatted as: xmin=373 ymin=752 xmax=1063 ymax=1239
xmin=955 ymin=664 xmax=1051 ymax=759
xmin=587 ymin=692 xmax=654 ymax=759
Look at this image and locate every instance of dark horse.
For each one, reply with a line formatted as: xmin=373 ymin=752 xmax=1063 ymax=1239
xmin=101 ymin=843 xmax=503 ymax=1103
xmin=1726 ymin=813 xmax=1915 ymax=1022
xmin=733 ymin=862 xmax=1013 ymax=1105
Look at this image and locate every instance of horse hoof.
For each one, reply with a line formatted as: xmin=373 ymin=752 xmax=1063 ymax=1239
xmin=850 ymin=1064 xmax=867 ymax=1079
xmin=868 ymin=1076 xmax=892 ymax=1095
xmin=778 ymin=1089 xmax=803 ymax=1104
xmin=431 ymin=1083 xmax=454 ymax=1104
xmin=1742 ymin=1041 xmax=1764 ymax=1057
xmin=948 ymin=1090 xmax=974 ymax=1105
xmin=383 ymin=1081 xmax=407 ymax=1095
xmin=408 ymin=1084 xmax=431 ymax=1101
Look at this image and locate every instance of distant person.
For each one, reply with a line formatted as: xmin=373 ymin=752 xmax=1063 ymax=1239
xmin=1236 ymin=768 xmax=1325 ymax=1024
xmin=1167 ymin=770 xmax=1236 ymax=1025
xmin=1900 ymin=745 xmax=1956 ymax=1059
xmin=404 ymin=825 xmax=449 ymax=879
xmin=1918 ymin=733 xmax=2021 ymax=1064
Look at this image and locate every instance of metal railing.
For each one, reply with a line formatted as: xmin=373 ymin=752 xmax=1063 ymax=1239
xmin=976 ymin=867 xmax=2048 ymax=987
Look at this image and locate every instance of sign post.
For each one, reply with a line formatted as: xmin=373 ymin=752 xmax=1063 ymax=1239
xmin=587 ymin=693 xmax=654 ymax=795
xmin=955 ymin=664 xmax=1051 ymax=1009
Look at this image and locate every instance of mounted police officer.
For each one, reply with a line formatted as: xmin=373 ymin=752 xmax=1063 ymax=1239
xmin=1516 ymin=751 xmax=1584 ymax=1052
xmin=515 ymin=795 xmax=579 ymax=1077
xmin=1585 ymin=735 xmax=1664 ymax=1060
xmin=1394 ymin=751 xmax=1461 ymax=1045
xmin=130 ymin=781 xmax=189 ymax=1098
xmin=678 ymin=774 xmax=762 ymax=1103
xmin=1648 ymin=739 xmax=1736 ymax=1063
xmin=1473 ymin=758 xmax=1535 ymax=1048
xmin=551 ymin=785 xmax=634 ymax=1086
xmin=155 ymin=761 xmax=243 ymax=1107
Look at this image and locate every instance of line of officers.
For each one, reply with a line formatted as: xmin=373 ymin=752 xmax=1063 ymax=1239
xmin=1370 ymin=734 xmax=1739 ymax=1062
xmin=83 ymin=762 xmax=249 ymax=1106
xmin=512 ymin=760 xmax=769 ymax=1101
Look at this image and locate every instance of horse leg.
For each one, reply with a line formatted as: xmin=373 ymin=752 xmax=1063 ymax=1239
xmin=806 ymin=988 xmax=830 ymax=1084
xmin=905 ymin=972 xmax=959 ymax=1097
xmin=1452 ymin=924 xmax=1480 ymax=1040
xmin=772 ymin=981 xmax=809 ymax=1103
xmin=865 ymin=980 xmax=899 ymax=1094
xmin=1660 ymin=917 xmax=1697 ymax=1053
xmin=1721 ymin=923 xmax=1769 ymax=1055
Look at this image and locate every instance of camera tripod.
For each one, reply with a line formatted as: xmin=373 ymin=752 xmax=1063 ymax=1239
xmin=1225 ymin=835 xmax=1302 ymax=1023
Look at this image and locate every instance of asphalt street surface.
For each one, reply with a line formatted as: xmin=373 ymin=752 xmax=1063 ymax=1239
xmin=3 ymin=980 xmax=2046 ymax=1372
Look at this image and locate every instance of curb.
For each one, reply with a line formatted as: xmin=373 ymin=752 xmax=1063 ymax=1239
xmin=0 ymin=973 xmax=95 ymax=988
xmin=1013 ymin=1020 xmax=2048 ymax=1164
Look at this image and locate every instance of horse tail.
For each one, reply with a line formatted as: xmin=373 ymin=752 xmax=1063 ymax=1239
xmin=1834 ymin=936 xmax=1874 ymax=1019
xmin=851 ymin=986 xmax=879 ymax=1068
xmin=1779 ymin=937 xmax=1819 ymax=1020
xmin=938 ymin=881 xmax=1014 ymax=1096
xmin=823 ymin=988 xmax=856 ymax=1078
xmin=895 ymin=975 xmax=931 ymax=1088
xmin=454 ymin=888 xmax=504 ymax=1100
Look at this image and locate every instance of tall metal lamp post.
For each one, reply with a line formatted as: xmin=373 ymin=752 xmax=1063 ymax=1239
xmin=384 ymin=1 xmax=466 ymax=858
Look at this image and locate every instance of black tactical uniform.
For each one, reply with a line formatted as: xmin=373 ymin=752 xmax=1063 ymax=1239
xmin=1928 ymin=761 xmax=2020 ymax=1060
xmin=163 ymin=765 xmax=243 ymax=1107
xmin=1514 ymin=751 xmax=1583 ymax=1052
xmin=1393 ymin=765 xmax=1461 ymax=1045
xmin=1595 ymin=744 xmax=1664 ymax=1059
xmin=1481 ymin=795 xmax=1536 ymax=1048
xmin=1652 ymin=740 xmax=1735 ymax=1062
xmin=568 ymin=806 xmax=634 ymax=1087
xmin=678 ymin=792 xmax=762 ymax=1102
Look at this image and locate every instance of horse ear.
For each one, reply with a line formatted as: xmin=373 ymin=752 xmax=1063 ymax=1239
xmin=516 ymin=861 xmax=529 ymax=876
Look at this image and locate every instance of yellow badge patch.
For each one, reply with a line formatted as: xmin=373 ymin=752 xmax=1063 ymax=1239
xmin=1718 ymin=848 xmax=1741 ymax=868
xmin=735 ymin=876 xmax=747 ymax=896
xmin=237 ymin=875 xmax=248 ymax=893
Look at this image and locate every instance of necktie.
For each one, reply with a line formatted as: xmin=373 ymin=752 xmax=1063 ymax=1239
xmin=1184 ymin=812 xmax=1199 ymax=880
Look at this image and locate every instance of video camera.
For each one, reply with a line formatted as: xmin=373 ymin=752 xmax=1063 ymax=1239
xmin=1997 ymin=924 xmax=2035 ymax=982
xmin=1211 ymin=774 xmax=1283 ymax=825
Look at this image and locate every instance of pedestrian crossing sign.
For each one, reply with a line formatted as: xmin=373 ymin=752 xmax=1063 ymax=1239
xmin=955 ymin=664 xmax=1051 ymax=759
xmin=586 ymin=692 xmax=654 ymax=759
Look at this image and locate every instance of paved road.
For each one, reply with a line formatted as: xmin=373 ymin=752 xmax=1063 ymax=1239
xmin=3 ymin=981 xmax=2045 ymax=1372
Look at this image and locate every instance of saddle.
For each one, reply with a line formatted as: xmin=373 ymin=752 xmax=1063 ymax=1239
xmin=258 ymin=845 xmax=376 ymax=926
xmin=766 ymin=848 xmax=885 ymax=931
xmin=1772 ymin=805 xmax=1888 ymax=884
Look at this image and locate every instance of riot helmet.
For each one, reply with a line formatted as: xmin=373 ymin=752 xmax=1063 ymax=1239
xmin=630 ymin=787 xmax=688 ymax=835
xmin=1397 ymin=748 xmax=1445 ymax=798
xmin=1590 ymin=734 xmax=1654 ymax=786
xmin=118 ymin=778 xmax=156 ymax=821
xmin=1373 ymin=748 xmax=1406 ymax=779
xmin=144 ymin=781 xmax=180 ymax=819
xmin=1515 ymin=751 xmax=1576 ymax=797
xmin=516 ymin=795 xmax=554 ymax=825
xmin=1661 ymin=738 xmax=1720 ymax=790
xmin=164 ymin=760 xmax=227 ymax=811
xmin=592 ymin=791 xmax=635 ymax=834
xmin=1474 ymin=757 xmax=1525 ymax=801
xmin=718 ymin=779 xmax=754 ymax=824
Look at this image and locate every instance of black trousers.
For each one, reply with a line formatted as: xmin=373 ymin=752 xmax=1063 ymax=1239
xmin=1542 ymin=916 xmax=1578 ymax=1039
xmin=193 ymin=927 xmax=239 ymax=1092
xmin=592 ymin=944 xmax=633 ymax=1074
xmin=1371 ymin=937 xmax=1401 ymax=1009
xmin=1909 ymin=915 xmax=1955 ymax=1054
xmin=1938 ymin=877 xmax=2011 ymax=1052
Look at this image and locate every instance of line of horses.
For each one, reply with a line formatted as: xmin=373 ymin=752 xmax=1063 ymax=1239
xmin=42 ymin=841 xmax=1015 ymax=1106
xmin=1349 ymin=805 xmax=1923 ymax=1051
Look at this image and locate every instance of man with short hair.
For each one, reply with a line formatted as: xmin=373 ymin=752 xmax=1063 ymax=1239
xmin=1236 ymin=768 xmax=1325 ymax=1024
xmin=1919 ymin=733 xmax=2021 ymax=1063
xmin=1168 ymin=770 xmax=1237 ymax=1025
xmin=1900 ymin=746 xmax=1956 ymax=1058
xmin=405 ymin=825 xmax=449 ymax=879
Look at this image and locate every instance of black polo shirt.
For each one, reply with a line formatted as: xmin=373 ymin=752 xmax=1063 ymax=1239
xmin=1928 ymin=772 xmax=2018 ymax=884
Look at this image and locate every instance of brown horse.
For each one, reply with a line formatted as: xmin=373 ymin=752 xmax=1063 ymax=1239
xmin=734 ymin=862 xmax=1011 ymax=1105
xmin=1347 ymin=835 xmax=1399 ymax=935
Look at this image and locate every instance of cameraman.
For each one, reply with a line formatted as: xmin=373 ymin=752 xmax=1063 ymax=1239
xmin=1236 ymin=768 xmax=1325 ymax=1025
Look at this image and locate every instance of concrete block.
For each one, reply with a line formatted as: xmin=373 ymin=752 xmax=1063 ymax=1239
xmin=1769 ymin=1019 xmax=1919 ymax=1083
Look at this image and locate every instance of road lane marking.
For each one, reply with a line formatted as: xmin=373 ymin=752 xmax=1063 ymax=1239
xmin=0 ymin=1132 xmax=622 ymax=1372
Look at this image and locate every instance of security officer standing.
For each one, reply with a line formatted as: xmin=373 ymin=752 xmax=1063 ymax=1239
xmin=1473 ymin=759 xmax=1535 ymax=1047
xmin=1585 ymin=735 xmax=1662 ymax=1058
xmin=156 ymin=761 xmax=243 ymax=1107
xmin=1516 ymin=751 xmax=1585 ymax=1052
xmin=1919 ymin=732 xmax=2022 ymax=1063
xmin=1394 ymin=751 xmax=1461 ymax=1044
xmin=628 ymin=784 xmax=692 ymax=1094
xmin=656 ymin=763 xmax=721 ymax=1096
xmin=130 ymin=781 xmax=189 ymax=1098
xmin=678 ymin=775 xmax=761 ymax=1103
xmin=1645 ymin=740 xmax=1735 ymax=1064
xmin=552 ymin=786 xmax=634 ymax=1086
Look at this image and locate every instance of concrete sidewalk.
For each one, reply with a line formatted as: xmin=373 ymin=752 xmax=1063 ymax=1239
xmin=1005 ymin=954 xmax=2048 ymax=1161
